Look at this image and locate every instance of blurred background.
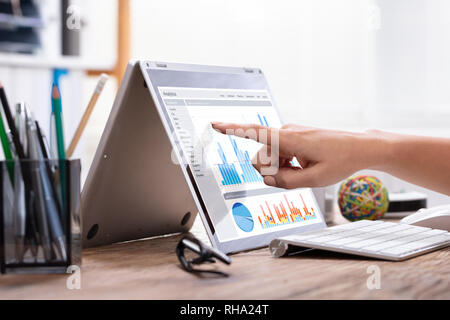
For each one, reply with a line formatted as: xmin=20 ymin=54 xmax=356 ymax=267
xmin=1 ymin=0 xmax=449 ymax=210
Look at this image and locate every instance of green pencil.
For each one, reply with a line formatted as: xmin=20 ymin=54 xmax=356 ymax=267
xmin=52 ymin=84 xmax=66 ymax=160
xmin=52 ymin=84 xmax=67 ymax=227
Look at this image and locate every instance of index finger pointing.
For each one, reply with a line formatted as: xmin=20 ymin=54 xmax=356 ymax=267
xmin=211 ymin=122 xmax=291 ymax=151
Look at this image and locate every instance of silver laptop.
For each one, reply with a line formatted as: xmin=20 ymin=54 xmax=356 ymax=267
xmin=81 ymin=60 xmax=449 ymax=260
xmin=81 ymin=60 xmax=327 ymax=252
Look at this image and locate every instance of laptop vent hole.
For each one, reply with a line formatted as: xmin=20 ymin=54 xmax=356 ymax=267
xmin=181 ymin=212 xmax=191 ymax=226
xmin=87 ymin=224 xmax=99 ymax=240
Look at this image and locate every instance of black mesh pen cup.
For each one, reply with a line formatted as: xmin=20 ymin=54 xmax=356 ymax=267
xmin=0 ymin=159 xmax=81 ymax=274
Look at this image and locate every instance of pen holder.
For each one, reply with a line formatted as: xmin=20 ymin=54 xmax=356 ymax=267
xmin=0 ymin=159 xmax=81 ymax=274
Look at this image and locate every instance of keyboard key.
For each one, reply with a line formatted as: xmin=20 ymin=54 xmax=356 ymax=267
xmin=328 ymin=220 xmax=378 ymax=230
xmin=365 ymin=232 xmax=433 ymax=252
xmin=329 ymin=229 xmax=368 ymax=239
xmin=324 ymin=231 xmax=379 ymax=246
xmin=284 ymin=228 xmax=336 ymax=241
xmin=358 ymin=222 xmax=395 ymax=232
xmin=371 ymin=224 xmax=411 ymax=234
xmin=401 ymin=225 xmax=430 ymax=233
xmin=316 ymin=229 xmax=349 ymax=237
xmin=389 ymin=226 xmax=430 ymax=237
xmin=326 ymin=237 xmax=362 ymax=246
xmin=343 ymin=232 xmax=409 ymax=249
xmin=286 ymin=222 xmax=382 ymax=243
xmin=299 ymin=229 xmax=367 ymax=246
xmin=381 ymin=234 xmax=450 ymax=256
xmin=308 ymin=234 xmax=348 ymax=243
xmin=420 ymin=229 xmax=447 ymax=236
xmin=284 ymin=233 xmax=319 ymax=242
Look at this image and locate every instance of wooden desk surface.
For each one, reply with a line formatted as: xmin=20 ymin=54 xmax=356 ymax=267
xmin=0 ymin=214 xmax=449 ymax=299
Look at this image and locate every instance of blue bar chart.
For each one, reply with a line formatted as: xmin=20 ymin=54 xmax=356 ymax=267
xmin=257 ymin=113 xmax=269 ymax=127
xmin=217 ymin=135 xmax=263 ymax=186
xmin=217 ymin=142 xmax=242 ymax=185
xmin=215 ymin=113 xmax=274 ymax=186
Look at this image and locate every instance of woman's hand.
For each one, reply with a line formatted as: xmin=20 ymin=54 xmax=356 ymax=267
xmin=212 ymin=122 xmax=383 ymax=189
xmin=212 ymin=122 xmax=450 ymax=196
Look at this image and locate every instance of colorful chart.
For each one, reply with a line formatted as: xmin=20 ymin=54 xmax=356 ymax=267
xmin=258 ymin=193 xmax=317 ymax=229
xmin=232 ymin=202 xmax=255 ymax=232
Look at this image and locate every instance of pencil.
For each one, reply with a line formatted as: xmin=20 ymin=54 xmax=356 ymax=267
xmin=52 ymin=84 xmax=66 ymax=160
xmin=66 ymin=73 xmax=108 ymax=158
xmin=51 ymin=84 xmax=68 ymax=226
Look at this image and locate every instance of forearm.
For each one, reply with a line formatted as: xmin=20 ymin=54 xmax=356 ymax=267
xmin=364 ymin=130 xmax=450 ymax=196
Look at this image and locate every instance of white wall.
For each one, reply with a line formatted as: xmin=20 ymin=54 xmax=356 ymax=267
xmin=131 ymin=0 xmax=450 ymax=130
xmin=373 ymin=0 xmax=450 ymax=129
xmin=131 ymin=0 xmax=374 ymax=128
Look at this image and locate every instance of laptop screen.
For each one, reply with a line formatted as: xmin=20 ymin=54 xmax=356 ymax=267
xmin=145 ymin=63 xmax=325 ymax=252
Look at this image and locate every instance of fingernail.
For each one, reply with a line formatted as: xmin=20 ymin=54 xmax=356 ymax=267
xmin=264 ymin=176 xmax=276 ymax=187
xmin=211 ymin=122 xmax=224 ymax=133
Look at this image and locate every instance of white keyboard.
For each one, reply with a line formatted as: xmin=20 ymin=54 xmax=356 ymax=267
xmin=269 ymin=220 xmax=450 ymax=261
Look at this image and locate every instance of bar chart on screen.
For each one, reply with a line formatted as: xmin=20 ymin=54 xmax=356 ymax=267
xmin=227 ymin=188 xmax=322 ymax=234
xmin=161 ymin=89 xmax=280 ymax=187
xmin=188 ymin=106 xmax=281 ymax=192
xmin=216 ymin=112 xmax=272 ymax=186
xmin=257 ymin=192 xmax=318 ymax=229
xmin=216 ymin=135 xmax=263 ymax=186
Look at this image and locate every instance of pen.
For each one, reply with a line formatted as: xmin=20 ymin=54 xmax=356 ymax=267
xmin=8 ymin=105 xmax=26 ymax=261
xmin=36 ymin=119 xmax=64 ymax=235
xmin=14 ymin=103 xmax=27 ymax=261
xmin=27 ymin=110 xmax=67 ymax=261
xmin=25 ymin=109 xmax=54 ymax=261
xmin=25 ymin=190 xmax=39 ymax=261
xmin=12 ymin=160 xmax=26 ymax=262
xmin=49 ymin=112 xmax=58 ymax=159
xmin=36 ymin=119 xmax=57 ymax=178
xmin=67 ymin=73 xmax=108 ymax=158
xmin=28 ymin=161 xmax=54 ymax=261
xmin=35 ymin=121 xmax=50 ymax=159
xmin=15 ymin=103 xmax=27 ymax=157
xmin=16 ymin=103 xmax=40 ymax=260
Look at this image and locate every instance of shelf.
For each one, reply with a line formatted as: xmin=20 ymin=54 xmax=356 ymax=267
xmin=0 ymin=12 xmax=43 ymax=29
xmin=0 ymin=52 xmax=115 ymax=70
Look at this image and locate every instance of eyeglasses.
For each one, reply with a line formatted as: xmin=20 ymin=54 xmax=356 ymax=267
xmin=176 ymin=236 xmax=232 ymax=277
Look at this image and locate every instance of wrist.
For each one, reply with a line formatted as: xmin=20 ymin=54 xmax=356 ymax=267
xmin=357 ymin=129 xmax=397 ymax=171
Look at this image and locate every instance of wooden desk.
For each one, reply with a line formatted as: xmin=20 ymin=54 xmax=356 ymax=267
xmin=0 ymin=215 xmax=449 ymax=299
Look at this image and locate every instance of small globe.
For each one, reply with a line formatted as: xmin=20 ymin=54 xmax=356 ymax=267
xmin=338 ymin=175 xmax=389 ymax=221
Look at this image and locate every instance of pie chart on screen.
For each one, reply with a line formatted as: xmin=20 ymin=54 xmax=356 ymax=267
xmin=232 ymin=202 xmax=254 ymax=232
